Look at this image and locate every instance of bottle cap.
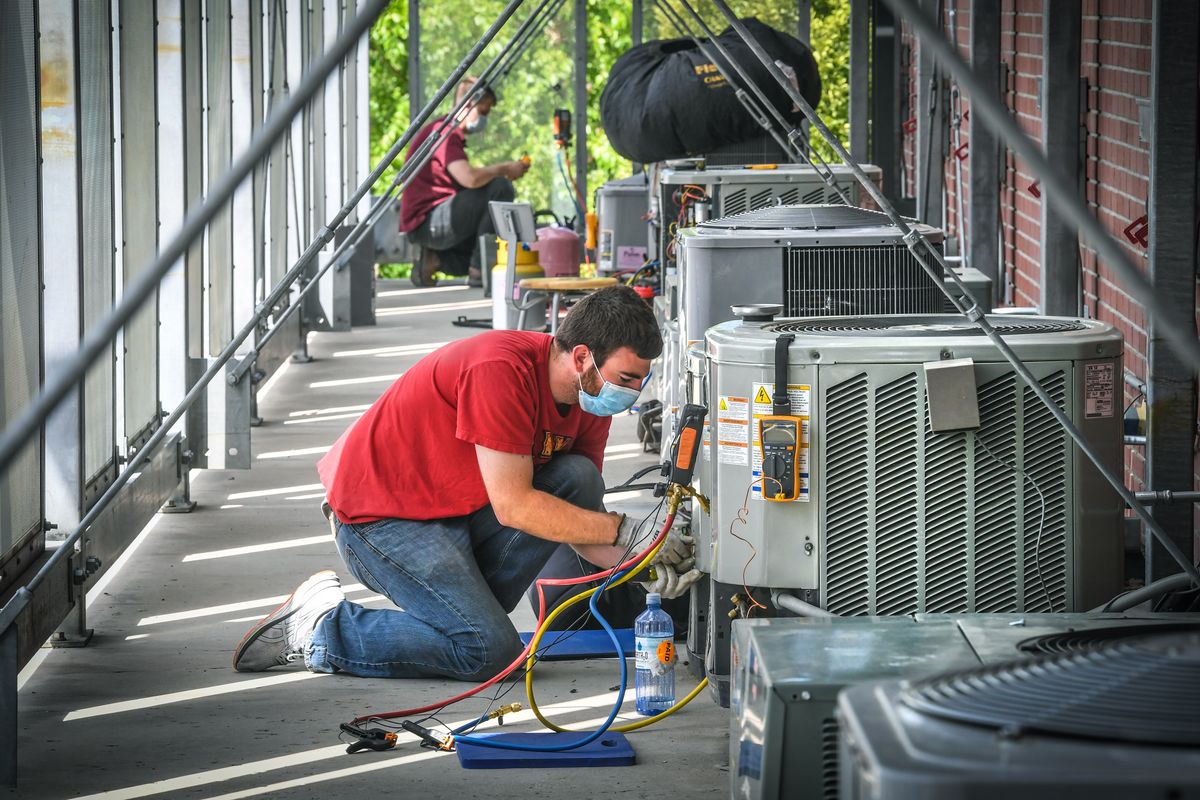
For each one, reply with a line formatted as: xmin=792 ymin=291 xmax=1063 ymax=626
xmin=646 ymin=592 xmax=661 ymax=605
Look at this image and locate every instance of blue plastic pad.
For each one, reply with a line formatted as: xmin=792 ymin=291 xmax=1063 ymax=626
xmin=455 ymin=731 xmax=635 ymax=769
xmin=518 ymin=627 xmax=634 ymax=660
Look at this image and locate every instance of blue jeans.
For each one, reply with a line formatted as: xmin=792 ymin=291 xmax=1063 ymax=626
xmin=308 ymin=454 xmax=605 ymax=680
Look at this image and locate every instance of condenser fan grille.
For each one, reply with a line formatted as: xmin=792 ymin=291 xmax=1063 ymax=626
xmin=702 ymin=204 xmax=895 ymax=231
xmin=770 ymin=317 xmax=1089 ymax=336
xmin=1018 ymin=622 xmax=1200 ymax=656
xmin=903 ymin=633 xmax=1200 ymax=746
xmin=784 ymin=245 xmax=944 ymax=316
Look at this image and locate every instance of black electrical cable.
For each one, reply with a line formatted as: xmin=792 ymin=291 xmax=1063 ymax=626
xmin=605 ymin=482 xmax=659 ymax=494
xmin=607 ymin=463 xmax=663 ymax=490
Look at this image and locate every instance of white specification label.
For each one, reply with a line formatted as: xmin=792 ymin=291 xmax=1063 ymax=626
xmin=716 ymin=395 xmax=749 ymax=466
xmin=751 ymin=383 xmax=813 ymax=502
xmin=1084 ymin=362 xmax=1115 ymax=419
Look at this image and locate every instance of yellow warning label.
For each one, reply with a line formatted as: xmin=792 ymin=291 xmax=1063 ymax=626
xmin=718 ymin=397 xmax=729 ymax=411
xmin=754 ymin=386 xmax=772 ymax=404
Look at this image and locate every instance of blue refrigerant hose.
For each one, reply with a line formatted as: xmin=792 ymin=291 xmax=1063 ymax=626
xmin=450 ymin=564 xmax=632 ymax=752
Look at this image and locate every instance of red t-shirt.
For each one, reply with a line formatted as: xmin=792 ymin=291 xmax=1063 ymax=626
xmin=318 ymin=331 xmax=611 ymax=523
xmin=398 ymin=116 xmax=468 ymax=233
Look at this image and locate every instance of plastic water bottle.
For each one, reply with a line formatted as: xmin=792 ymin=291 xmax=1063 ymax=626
xmin=634 ymin=592 xmax=675 ymax=715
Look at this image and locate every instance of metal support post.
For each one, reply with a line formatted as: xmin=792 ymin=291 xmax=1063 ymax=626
xmin=915 ymin=0 xmax=946 ymax=228
xmin=291 ymin=290 xmax=314 ymax=363
xmin=2 ymin=624 xmax=15 ymax=787
xmin=796 ymin=0 xmax=810 ymax=45
xmin=632 ymin=0 xmax=643 ymax=47
xmin=969 ymin=0 xmax=1002 ymax=305
xmin=162 ymin=452 xmax=197 ymax=513
xmin=0 ymin=590 xmax=29 ymax=787
xmin=573 ymin=0 xmax=588 ymax=230
xmin=1039 ymin=0 xmax=1082 ymax=315
xmin=873 ymin=1 xmax=905 ymax=211
xmin=849 ymin=0 xmax=870 ymax=161
xmin=1145 ymin=0 xmax=1200 ymax=581
xmin=407 ymin=0 xmax=421 ymax=127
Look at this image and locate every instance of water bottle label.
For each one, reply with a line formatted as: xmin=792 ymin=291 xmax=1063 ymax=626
xmin=635 ymin=635 xmax=675 ymax=676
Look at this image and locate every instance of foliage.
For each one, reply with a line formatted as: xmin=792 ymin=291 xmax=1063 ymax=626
xmin=369 ymin=0 xmax=852 ymax=256
xmin=378 ymin=262 xmax=412 ymax=279
xmin=809 ymin=0 xmax=851 ymax=162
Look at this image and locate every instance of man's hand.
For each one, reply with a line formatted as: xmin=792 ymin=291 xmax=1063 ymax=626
xmin=641 ymin=564 xmax=704 ymax=600
xmin=501 ymin=159 xmax=531 ymax=180
xmin=474 ymin=445 xmax=618 ymax=545
xmin=651 ymin=528 xmax=695 ymax=569
xmin=613 ymin=513 xmax=644 ymax=550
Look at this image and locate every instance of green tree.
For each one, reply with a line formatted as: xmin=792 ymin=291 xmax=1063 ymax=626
xmin=369 ymin=0 xmax=852 ymax=251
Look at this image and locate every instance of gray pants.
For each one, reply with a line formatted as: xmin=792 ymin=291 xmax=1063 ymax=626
xmin=410 ymin=177 xmax=515 ymax=275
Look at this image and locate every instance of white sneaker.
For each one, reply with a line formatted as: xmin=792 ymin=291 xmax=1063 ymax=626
xmin=233 ymin=570 xmax=345 ymax=672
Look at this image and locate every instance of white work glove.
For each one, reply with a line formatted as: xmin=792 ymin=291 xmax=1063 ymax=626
xmin=612 ymin=513 xmax=644 ymax=550
xmin=641 ymin=563 xmax=704 ymax=600
xmin=652 ymin=528 xmax=695 ymax=569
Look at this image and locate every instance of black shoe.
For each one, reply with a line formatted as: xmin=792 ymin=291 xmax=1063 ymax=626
xmin=467 ymin=266 xmax=483 ymax=288
xmin=413 ymin=249 xmax=440 ymax=287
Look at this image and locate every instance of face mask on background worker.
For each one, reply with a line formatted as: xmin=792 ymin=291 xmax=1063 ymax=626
xmin=463 ymin=112 xmax=488 ymax=135
xmin=577 ymin=354 xmax=641 ymax=416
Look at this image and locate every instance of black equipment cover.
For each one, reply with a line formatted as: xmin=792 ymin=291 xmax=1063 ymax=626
xmin=599 ymin=18 xmax=821 ymax=164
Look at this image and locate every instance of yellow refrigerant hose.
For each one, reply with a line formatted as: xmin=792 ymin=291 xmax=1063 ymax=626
xmin=524 ymin=496 xmax=710 ymax=733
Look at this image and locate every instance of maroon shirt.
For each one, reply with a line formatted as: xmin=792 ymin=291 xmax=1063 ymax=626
xmin=398 ymin=116 xmax=469 ymax=233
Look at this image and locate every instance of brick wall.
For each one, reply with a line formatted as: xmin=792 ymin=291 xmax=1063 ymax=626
xmin=906 ymin=0 xmax=1175 ymax=501
xmin=1079 ymin=0 xmax=1154 ymax=492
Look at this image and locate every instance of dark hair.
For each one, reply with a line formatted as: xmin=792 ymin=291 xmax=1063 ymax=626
xmin=555 ymin=285 xmax=662 ymax=365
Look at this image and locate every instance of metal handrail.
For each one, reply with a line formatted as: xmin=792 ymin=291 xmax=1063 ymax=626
xmin=711 ymin=0 xmax=1200 ymax=587
xmin=0 ymin=0 xmax=387 ymax=477
xmin=231 ymin=0 xmax=567 ymax=379
xmin=0 ymin=0 xmax=529 ymax=632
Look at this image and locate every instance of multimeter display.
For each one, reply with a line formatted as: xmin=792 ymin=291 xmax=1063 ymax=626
xmin=761 ymin=422 xmax=797 ymax=446
xmin=759 ymin=416 xmax=802 ymax=502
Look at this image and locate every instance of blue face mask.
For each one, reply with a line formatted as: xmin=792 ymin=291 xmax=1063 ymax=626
xmin=577 ymin=355 xmax=642 ymax=417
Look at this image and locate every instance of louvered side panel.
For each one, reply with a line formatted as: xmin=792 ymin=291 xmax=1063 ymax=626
xmin=721 ymin=188 xmax=747 ymax=217
xmin=1022 ymin=371 xmax=1070 ymax=611
xmin=971 ymin=374 xmax=1021 ymax=612
xmin=823 ymin=375 xmax=871 ymax=615
xmin=803 ymin=186 xmax=825 ymax=204
xmin=923 ymin=408 xmax=969 ymax=612
xmin=749 ymin=187 xmax=774 ymax=210
xmin=872 ymin=373 xmax=921 ymax=614
xmin=820 ymin=717 xmax=840 ymax=800
xmin=778 ymin=187 xmax=800 ymax=205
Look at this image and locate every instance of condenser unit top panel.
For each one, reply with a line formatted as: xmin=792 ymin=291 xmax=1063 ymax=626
xmin=597 ymin=173 xmax=650 ymax=196
xmin=706 ymin=314 xmax=1123 ymax=365
xmin=659 ymin=163 xmax=881 ymax=186
xmin=735 ymin=617 xmax=984 ymax=696
xmin=680 ymin=204 xmax=944 ymax=248
xmin=902 ymin=632 xmax=1200 ymax=746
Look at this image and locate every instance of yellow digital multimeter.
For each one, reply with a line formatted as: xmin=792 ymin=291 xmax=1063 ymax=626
xmin=758 ymin=415 xmax=802 ymax=502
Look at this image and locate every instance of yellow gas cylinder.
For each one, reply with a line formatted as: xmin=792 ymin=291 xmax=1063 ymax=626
xmin=492 ymin=239 xmax=545 ymax=330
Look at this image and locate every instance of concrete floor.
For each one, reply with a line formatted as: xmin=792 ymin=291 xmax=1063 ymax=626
xmin=9 ymin=280 xmax=728 ymax=800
